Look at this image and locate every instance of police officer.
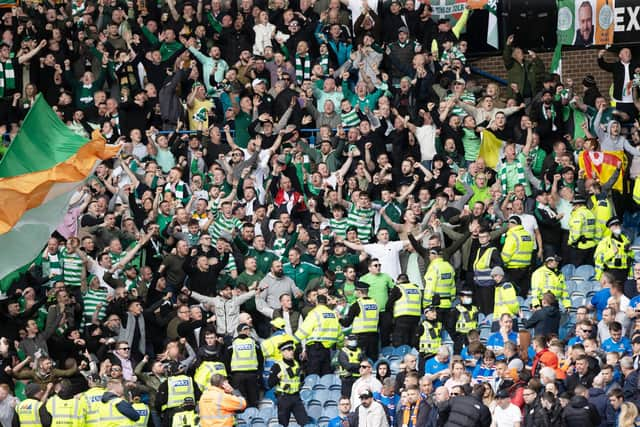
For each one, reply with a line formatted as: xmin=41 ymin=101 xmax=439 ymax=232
xmin=229 ymin=323 xmax=262 ymax=408
xmin=268 ymin=341 xmax=311 ymax=427
xmin=97 ymin=380 xmax=140 ymax=427
xmin=501 ymin=215 xmax=534 ymax=297
xmin=567 ymin=197 xmax=597 ymax=266
xmin=294 ymin=294 xmax=341 ymax=376
xmin=531 ymin=255 xmax=571 ymax=310
xmin=155 ymin=362 xmax=198 ymax=427
xmin=40 ymin=380 xmax=83 ymax=427
xmin=16 ymin=383 xmax=52 ymax=427
xmin=594 ymin=217 xmax=633 ymax=283
xmin=388 ymin=274 xmax=422 ymax=347
xmin=170 ymin=398 xmax=198 ymax=427
xmin=417 ymin=306 xmax=442 ymax=375
xmin=339 ymin=282 xmax=379 ymax=360
xmin=491 ymin=267 xmax=519 ymax=331
xmin=193 ymin=328 xmax=228 ymax=392
xmin=261 ymin=318 xmax=295 ymax=362
xmin=130 ymin=390 xmax=151 ymax=427
xmin=337 ymin=334 xmax=365 ymax=398
xmin=423 ymin=247 xmax=456 ymax=335
xmin=472 ymin=227 xmax=503 ymax=315
xmin=80 ymin=375 xmax=106 ymax=427
xmin=448 ymin=289 xmax=479 ymax=354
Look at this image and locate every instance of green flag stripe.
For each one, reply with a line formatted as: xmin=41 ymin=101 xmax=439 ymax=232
xmin=0 ymin=95 xmax=88 ymax=179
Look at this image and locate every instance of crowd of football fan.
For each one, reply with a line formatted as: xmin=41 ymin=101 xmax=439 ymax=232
xmin=1 ymin=0 xmax=640 ymax=426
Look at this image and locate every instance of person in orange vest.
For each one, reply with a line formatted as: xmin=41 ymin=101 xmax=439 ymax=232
xmin=198 ymin=374 xmax=247 ymax=427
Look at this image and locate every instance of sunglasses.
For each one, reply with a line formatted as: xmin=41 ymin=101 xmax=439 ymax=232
xmin=360 ymin=365 xmax=371 ymax=369
xmin=372 ymin=264 xmax=380 ymax=267
xmin=118 ymin=347 xmax=130 ymax=351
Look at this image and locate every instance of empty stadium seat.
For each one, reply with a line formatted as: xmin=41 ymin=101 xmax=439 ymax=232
xmin=574 ymin=265 xmax=595 ymax=281
xmin=306 ymin=400 xmax=323 ymax=420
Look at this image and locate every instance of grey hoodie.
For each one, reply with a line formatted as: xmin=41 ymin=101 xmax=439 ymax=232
xmin=594 ymin=109 xmax=640 ymax=156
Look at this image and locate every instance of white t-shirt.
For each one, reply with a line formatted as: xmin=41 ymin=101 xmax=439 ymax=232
xmin=363 ymin=241 xmax=405 ymax=281
xmin=492 ymin=403 xmax=522 ymax=427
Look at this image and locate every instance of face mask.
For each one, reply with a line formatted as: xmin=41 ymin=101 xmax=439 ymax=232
xmin=347 ymin=340 xmax=357 ymax=348
xmin=612 ymin=228 xmax=621 ymax=236
xmin=461 ymin=297 xmax=472 ymax=305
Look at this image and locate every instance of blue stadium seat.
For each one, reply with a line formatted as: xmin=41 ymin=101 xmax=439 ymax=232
xmin=300 ymin=389 xmax=314 ymax=402
xmin=259 ymin=407 xmax=276 ymax=420
xmin=267 ymin=419 xmax=282 ymax=427
xmin=259 ymin=400 xmax=275 ymax=410
xmin=237 ymin=419 xmax=249 ymax=427
xmin=566 ymin=280 xmax=578 ymax=295
xmin=574 ymin=265 xmax=596 ymax=281
xmin=324 ymin=400 xmax=338 ymax=410
xmin=306 ymin=400 xmax=323 ymax=420
xmin=251 ymin=419 xmax=266 ymax=427
xmin=243 ymin=407 xmax=259 ymax=421
xmin=571 ymin=293 xmax=586 ymax=309
xmin=380 ymin=346 xmax=394 ymax=357
xmin=322 ymin=406 xmax=339 ymax=419
xmin=317 ymin=416 xmax=331 ymax=427
xmin=304 ymin=374 xmax=320 ymax=387
xmin=314 ymin=389 xmax=330 ymax=403
xmin=328 ymin=383 xmax=342 ymax=391
xmin=480 ymin=326 xmax=491 ymax=343
xmin=329 ymin=390 xmax=342 ymax=402
xmin=319 ymin=374 xmax=340 ymax=387
xmin=561 ymin=264 xmax=576 ymax=282
xmin=312 ymin=384 xmax=327 ymax=391
xmin=393 ymin=345 xmax=412 ymax=357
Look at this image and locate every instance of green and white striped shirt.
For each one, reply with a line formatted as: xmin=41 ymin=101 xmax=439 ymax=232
xmin=222 ymin=253 xmax=237 ymax=276
xmin=346 ymin=204 xmax=374 ymax=243
xmin=208 ymin=213 xmax=242 ymax=241
xmin=330 ymin=217 xmax=349 ymax=239
xmin=82 ymin=288 xmax=107 ymax=326
xmin=60 ymin=247 xmax=84 ymax=287
xmin=44 ymin=249 xmax=63 ymax=281
xmin=445 ymin=90 xmax=476 ymax=117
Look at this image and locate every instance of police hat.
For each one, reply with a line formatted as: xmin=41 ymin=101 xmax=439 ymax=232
xmin=355 ymin=281 xmax=369 ymax=291
xmin=507 ymin=215 xmax=521 ymax=225
xmin=606 ymin=217 xmax=621 ymax=228
xmin=459 ymin=289 xmax=473 ymax=296
xmin=237 ymin=323 xmax=251 ymax=333
xmin=278 ymin=340 xmax=295 ymax=351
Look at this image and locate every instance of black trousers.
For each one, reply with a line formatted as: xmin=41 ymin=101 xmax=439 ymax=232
xmin=436 ymin=308 xmax=453 ymax=336
xmin=392 ymin=316 xmax=420 ymax=347
xmin=475 ymin=285 xmax=495 ymax=315
xmin=305 ymin=342 xmax=332 ymax=376
xmin=277 ymin=393 xmax=310 ymax=427
xmin=231 ymin=371 xmax=259 ymax=408
xmin=505 ymin=267 xmax=530 ymax=297
xmin=341 ymin=376 xmax=356 ymax=398
xmin=568 ymin=246 xmax=595 ymax=267
xmin=379 ymin=311 xmax=393 ymax=347
xmin=356 ymin=332 xmax=379 ymax=361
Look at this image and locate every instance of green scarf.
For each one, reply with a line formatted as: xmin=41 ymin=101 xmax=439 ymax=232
xmin=160 ymin=41 xmax=183 ymax=62
xmin=319 ymin=54 xmax=329 ymax=75
xmin=499 ymin=158 xmax=527 ymax=195
xmin=295 ymin=54 xmax=311 ymax=85
xmin=206 ymin=12 xmax=223 ymax=33
xmin=0 ymin=59 xmax=15 ymax=97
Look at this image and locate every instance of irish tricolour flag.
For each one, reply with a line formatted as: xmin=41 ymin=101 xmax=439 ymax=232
xmin=0 ymin=95 xmax=119 ymax=290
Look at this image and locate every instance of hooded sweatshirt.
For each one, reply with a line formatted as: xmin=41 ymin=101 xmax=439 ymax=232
xmin=594 ymin=109 xmax=640 ymax=156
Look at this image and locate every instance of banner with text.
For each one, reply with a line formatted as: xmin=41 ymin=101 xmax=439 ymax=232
xmin=613 ymin=0 xmax=640 ymax=44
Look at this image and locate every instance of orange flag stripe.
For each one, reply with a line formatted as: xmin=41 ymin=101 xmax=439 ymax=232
xmin=0 ymin=132 xmax=119 ymax=235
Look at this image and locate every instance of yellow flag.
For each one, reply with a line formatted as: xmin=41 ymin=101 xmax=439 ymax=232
xmin=479 ymin=130 xmax=504 ymax=169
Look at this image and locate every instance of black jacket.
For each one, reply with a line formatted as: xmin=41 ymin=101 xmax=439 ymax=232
xmin=524 ymin=400 xmax=550 ymax=427
xmin=523 ymin=304 xmax=560 ymax=337
xmin=597 ymin=57 xmax=640 ymax=102
xmin=562 ymin=395 xmax=601 ymax=427
xmin=565 ymin=369 xmax=597 ymax=391
xmin=441 ymin=395 xmax=491 ymax=427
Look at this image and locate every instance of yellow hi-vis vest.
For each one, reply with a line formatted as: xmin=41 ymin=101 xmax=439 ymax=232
xmin=97 ymin=398 xmax=133 ymax=427
xmin=171 ymin=410 xmax=198 ymax=427
xmin=338 ymin=347 xmax=362 ymax=378
xmin=194 ymin=361 xmax=228 ymax=391
xmin=493 ymin=282 xmax=520 ymax=319
xmin=230 ymin=337 xmax=259 ymax=372
xmin=393 ymin=283 xmax=422 ymax=317
xmin=423 ymin=258 xmax=456 ymax=309
xmin=162 ymin=375 xmax=196 ymax=411
xmin=275 ymin=360 xmax=301 ymax=394
xmin=455 ymin=305 xmax=478 ymax=334
xmin=501 ymin=225 xmax=534 ymax=268
xmin=81 ymin=387 xmax=106 ymax=427
xmin=634 ymin=177 xmax=640 ymax=205
xmin=46 ymin=395 xmax=81 ymax=427
xmin=473 ymin=246 xmax=496 ymax=287
xmin=419 ymin=320 xmax=442 ymax=355
xmin=590 ymin=195 xmax=614 ymax=239
xmin=531 ymin=265 xmax=570 ymax=308
xmin=352 ymin=297 xmax=379 ymax=334
xmin=595 ymin=234 xmax=632 ymax=279
xmin=261 ymin=332 xmax=294 ymax=362
xmin=568 ymin=206 xmax=597 ymax=249
xmin=131 ymin=402 xmax=150 ymax=427
xmin=16 ymin=398 xmax=42 ymax=427
xmin=294 ymin=304 xmax=341 ymax=347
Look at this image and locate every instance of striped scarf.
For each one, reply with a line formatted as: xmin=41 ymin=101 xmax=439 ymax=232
xmin=295 ymin=54 xmax=311 ymax=85
xmin=499 ymin=158 xmax=527 ymax=194
xmin=319 ymin=54 xmax=329 ymax=76
xmin=0 ymin=60 xmax=15 ymax=97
